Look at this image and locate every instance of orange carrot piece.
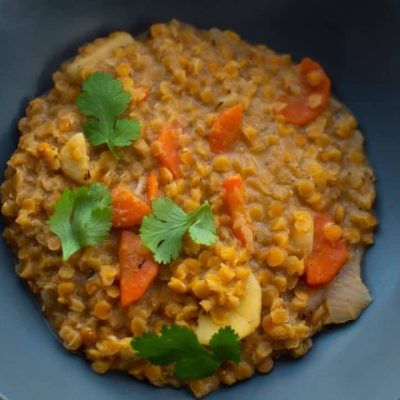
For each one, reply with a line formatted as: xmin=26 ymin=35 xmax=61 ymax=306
xmin=119 ymin=231 xmax=158 ymax=306
xmin=209 ymin=104 xmax=243 ymax=153
xmin=147 ymin=170 xmax=159 ymax=204
xmin=279 ymin=58 xmax=331 ymax=126
xmin=111 ymin=183 xmax=151 ymax=228
xmin=156 ymin=123 xmax=182 ymax=179
xmin=223 ymin=174 xmax=254 ymax=252
xmin=305 ymin=213 xmax=349 ymax=286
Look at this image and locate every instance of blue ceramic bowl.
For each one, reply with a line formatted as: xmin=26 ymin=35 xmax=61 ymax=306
xmin=0 ymin=1 xmax=399 ymax=399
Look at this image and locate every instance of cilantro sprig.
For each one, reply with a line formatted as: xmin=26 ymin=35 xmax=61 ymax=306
xmin=131 ymin=325 xmax=240 ymax=380
xmin=140 ymin=198 xmax=217 ymax=264
xmin=49 ymin=183 xmax=112 ymax=261
xmin=76 ymin=72 xmax=141 ymax=157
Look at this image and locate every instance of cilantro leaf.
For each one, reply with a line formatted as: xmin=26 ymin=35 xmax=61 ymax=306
xmin=140 ymin=198 xmax=217 ymax=264
xmin=188 ymin=203 xmax=218 ymax=246
xmin=131 ymin=325 xmax=206 ymax=366
xmin=174 ymin=354 xmax=220 ymax=380
xmin=112 ymin=119 xmax=141 ymax=147
xmin=48 ymin=188 xmax=80 ymax=259
xmin=209 ymin=326 xmax=241 ymax=363
xmin=131 ymin=325 xmax=240 ymax=380
xmin=76 ymin=72 xmax=141 ymax=156
xmin=49 ymin=183 xmax=112 ymax=261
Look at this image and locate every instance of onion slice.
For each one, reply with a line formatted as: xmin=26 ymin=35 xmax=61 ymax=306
xmin=325 ymin=249 xmax=372 ymax=324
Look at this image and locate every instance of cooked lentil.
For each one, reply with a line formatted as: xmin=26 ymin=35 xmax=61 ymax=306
xmin=1 ymin=20 xmax=376 ymax=398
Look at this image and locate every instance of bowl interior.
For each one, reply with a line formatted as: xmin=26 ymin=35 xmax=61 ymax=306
xmin=0 ymin=1 xmax=399 ymax=399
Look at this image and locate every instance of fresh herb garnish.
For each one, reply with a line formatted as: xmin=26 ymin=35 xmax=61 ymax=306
xmin=139 ymin=198 xmax=217 ymax=264
xmin=49 ymin=183 xmax=112 ymax=261
xmin=131 ymin=325 xmax=240 ymax=380
xmin=76 ymin=72 xmax=141 ymax=157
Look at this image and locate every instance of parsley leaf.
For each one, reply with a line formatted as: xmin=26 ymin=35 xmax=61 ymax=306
xmin=49 ymin=183 xmax=112 ymax=261
xmin=131 ymin=325 xmax=241 ymax=380
xmin=76 ymin=72 xmax=141 ymax=156
xmin=140 ymin=198 xmax=217 ymax=264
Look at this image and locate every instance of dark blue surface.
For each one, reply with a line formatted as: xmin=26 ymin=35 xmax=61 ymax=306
xmin=0 ymin=0 xmax=399 ymax=399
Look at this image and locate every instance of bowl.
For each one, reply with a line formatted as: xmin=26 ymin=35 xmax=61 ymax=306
xmin=0 ymin=0 xmax=399 ymax=399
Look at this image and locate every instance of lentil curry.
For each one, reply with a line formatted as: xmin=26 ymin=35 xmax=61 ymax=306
xmin=1 ymin=20 xmax=377 ymax=398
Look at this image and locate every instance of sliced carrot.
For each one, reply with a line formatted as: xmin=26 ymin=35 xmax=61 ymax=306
xmin=119 ymin=231 xmax=158 ymax=306
xmin=223 ymin=174 xmax=254 ymax=252
xmin=111 ymin=183 xmax=151 ymax=228
xmin=209 ymin=104 xmax=243 ymax=153
xmin=279 ymin=58 xmax=331 ymax=126
xmin=147 ymin=170 xmax=159 ymax=204
xmin=155 ymin=122 xmax=182 ymax=179
xmin=305 ymin=213 xmax=349 ymax=286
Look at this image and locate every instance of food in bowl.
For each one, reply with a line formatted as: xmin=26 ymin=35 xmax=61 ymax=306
xmin=1 ymin=20 xmax=377 ymax=397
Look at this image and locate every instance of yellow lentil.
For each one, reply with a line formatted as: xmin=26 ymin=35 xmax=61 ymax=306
xmin=266 ymin=247 xmax=286 ymax=267
xmin=0 ymin=20 xmax=376 ymax=398
xmin=323 ymin=223 xmax=343 ymax=241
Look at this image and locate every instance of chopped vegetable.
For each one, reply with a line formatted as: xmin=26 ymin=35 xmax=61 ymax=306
xmin=65 ymin=32 xmax=134 ymax=81
xmin=59 ymin=133 xmax=91 ymax=185
xmin=305 ymin=213 xmax=349 ymax=286
xmin=49 ymin=183 xmax=112 ymax=261
xmin=325 ymin=249 xmax=372 ymax=323
xmin=119 ymin=231 xmax=158 ymax=306
xmin=209 ymin=104 xmax=243 ymax=153
xmin=147 ymin=171 xmax=159 ymax=204
xmin=76 ymin=72 xmax=141 ymax=156
xmin=155 ymin=123 xmax=182 ymax=179
xmin=304 ymin=287 xmax=327 ymax=314
xmin=131 ymin=325 xmax=240 ymax=380
xmin=140 ymin=198 xmax=217 ymax=264
xmin=111 ymin=183 xmax=150 ymax=228
xmin=223 ymin=174 xmax=254 ymax=252
xmin=279 ymin=58 xmax=331 ymax=126
xmin=196 ymin=272 xmax=261 ymax=344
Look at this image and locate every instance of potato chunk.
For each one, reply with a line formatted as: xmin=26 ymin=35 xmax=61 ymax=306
xmin=65 ymin=32 xmax=134 ymax=81
xmin=60 ymin=133 xmax=91 ymax=184
xmin=195 ymin=272 xmax=261 ymax=345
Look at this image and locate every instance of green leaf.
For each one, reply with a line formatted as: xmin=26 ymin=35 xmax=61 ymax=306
xmin=76 ymin=72 xmax=141 ymax=156
xmin=49 ymin=183 xmax=112 ymax=261
xmin=131 ymin=325 xmax=240 ymax=380
xmin=77 ymin=72 xmax=130 ymax=121
xmin=112 ymin=119 xmax=141 ymax=147
xmin=188 ymin=202 xmax=217 ymax=246
xmin=174 ymin=354 xmax=220 ymax=380
xmin=209 ymin=326 xmax=241 ymax=363
xmin=132 ymin=325 xmax=202 ymax=366
xmin=49 ymin=189 xmax=80 ymax=260
xmin=140 ymin=198 xmax=217 ymax=264
xmin=83 ymin=119 xmax=109 ymax=147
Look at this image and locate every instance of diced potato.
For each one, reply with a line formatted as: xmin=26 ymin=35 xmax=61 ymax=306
xmin=60 ymin=133 xmax=91 ymax=184
xmin=195 ymin=272 xmax=261 ymax=344
xmin=65 ymin=32 xmax=134 ymax=81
